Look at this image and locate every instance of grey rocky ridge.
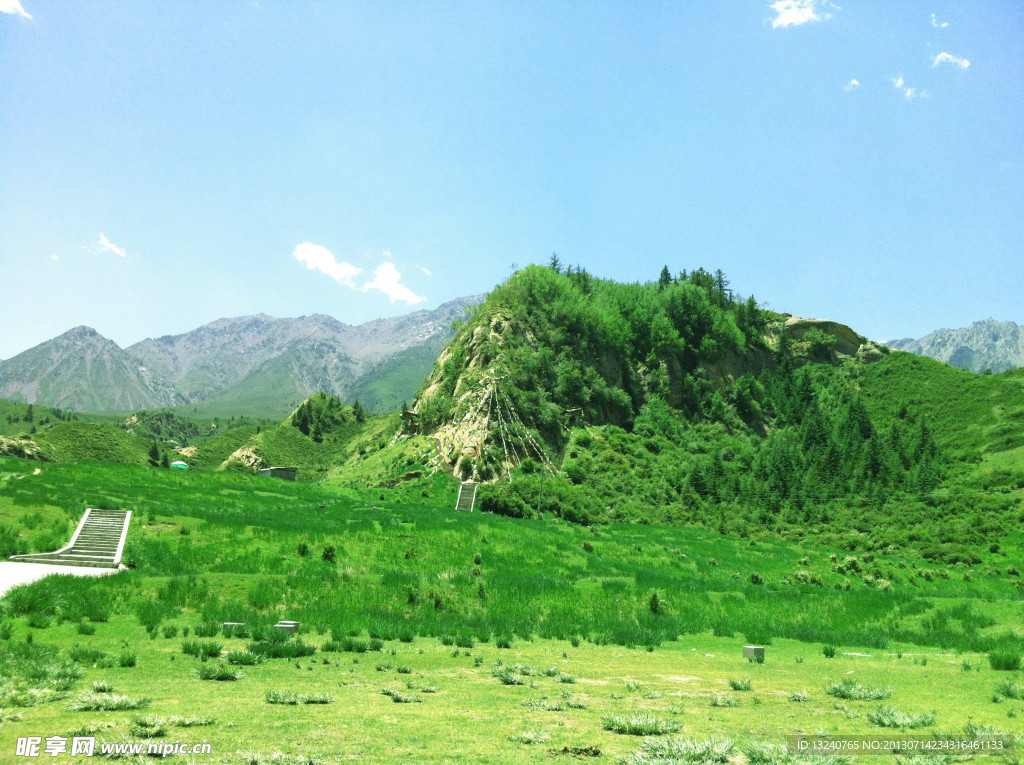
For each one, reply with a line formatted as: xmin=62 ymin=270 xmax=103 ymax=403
xmin=885 ymin=318 xmax=1024 ymax=373
xmin=0 ymin=295 xmax=482 ymax=415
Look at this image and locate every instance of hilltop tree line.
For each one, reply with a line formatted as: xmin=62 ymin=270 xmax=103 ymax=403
xmin=291 ymin=392 xmax=365 ymax=443
xmin=419 ymin=262 xmax=772 ymax=439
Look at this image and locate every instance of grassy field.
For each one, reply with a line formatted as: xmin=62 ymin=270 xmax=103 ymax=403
xmin=1 ymin=456 xmax=1022 ymax=762
xmin=1 ymin=615 xmax=1019 ymax=764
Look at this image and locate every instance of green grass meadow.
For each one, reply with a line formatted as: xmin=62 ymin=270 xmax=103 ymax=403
xmin=1 ymin=456 xmax=1022 ymax=762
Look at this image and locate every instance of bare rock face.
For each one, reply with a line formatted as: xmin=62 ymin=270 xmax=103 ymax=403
xmin=0 ymin=434 xmax=48 ymax=461
xmin=885 ymin=319 xmax=1024 ymax=372
xmin=784 ymin=317 xmax=866 ymax=358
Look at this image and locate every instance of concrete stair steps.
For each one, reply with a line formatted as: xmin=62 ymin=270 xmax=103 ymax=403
xmin=8 ymin=508 xmax=131 ymax=569
xmin=455 ymin=482 xmax=478 ymax=512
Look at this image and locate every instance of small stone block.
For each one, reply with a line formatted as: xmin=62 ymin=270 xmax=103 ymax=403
xmin=274 ymin=621 xmax=300 ymax=634
xmin=743 ymin=645 xmax=765 ymax=660
xmin=222 ymin=622 xmax=244 ymax=628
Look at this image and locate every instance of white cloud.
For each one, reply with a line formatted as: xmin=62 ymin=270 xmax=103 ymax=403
xmin=360 ymin=262 xmax=425 ymax=305
xmin=769 ymin=0 xmax=831 ymax=28
xmin=891 ymin=76 xmax=929 ymax=99
xmin=51 ymin=254 xmax=58 ymax=261
xmin=98 ymin=233 xmax=128 ymax=258
xmin=293 ymin=242 xmax=361 ymax=287
xmin=932 ymin=51 xmax=969 ymax=69
xmin=0 ymin=1 xmax=32 ymax=19
xmin=418 ymin=266 xmax=432 ymax=277
xmin=931 ymin=13 xmax=948 ymax=28
xmin=844 ymin=79 xmax=861 ymax=91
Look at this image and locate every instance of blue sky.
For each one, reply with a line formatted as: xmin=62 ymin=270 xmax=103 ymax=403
xmin=1 ymin=0 xmax=1021 ymax=359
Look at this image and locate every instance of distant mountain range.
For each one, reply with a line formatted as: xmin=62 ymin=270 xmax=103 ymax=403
xmin=0 ymin=296 xmax=482 ymax=416
xmin=885 ymin=319 xmax=1024 ymax=373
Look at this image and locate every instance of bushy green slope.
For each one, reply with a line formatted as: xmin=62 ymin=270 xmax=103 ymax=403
xmin=181 ymin=424 xmax=261 ymax=470
xmin=32 ymin=422 xmax=156 ymax=465
xmin=859 ymin=353 xmax=1024 ymax=458
xmin=0 ymin=399 xmax=115 ymax=437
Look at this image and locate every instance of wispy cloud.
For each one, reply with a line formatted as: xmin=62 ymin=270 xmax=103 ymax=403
xmin=418 ymin=266 xmax=432 ymax=277
xmin=891 ymin=76 xmax=930 ymax=100
xmin=361 ymin=261 xmax=425 ymax=305
xmin=930 ymin=13 xmax=948 ymax=29
xmin=293 ymin=242 xmax=361 ymax=287
xmin=98 ymin=233 xmax=128 ymax=258
xmin=932 ymin=51 xmax=969 ymax=69
xmin=768 ymin=0 xmax=832 ymax=29
xmin=844 ymin=79 xmax=861 ymax=91
xmin=0 ymin=0 xmax=32 ymax=19
xmin=51 ymin=254 xmax=58 ymax=261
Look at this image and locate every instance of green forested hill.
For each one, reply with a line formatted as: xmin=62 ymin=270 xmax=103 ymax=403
xmin=402 ymin=264 xmax=1024 ymax=562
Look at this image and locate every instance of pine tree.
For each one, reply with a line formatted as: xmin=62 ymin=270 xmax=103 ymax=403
xmin=148 ymin=442 xmax=160 ymax=467
xmin=353 ymin=400 xmax=366 ymax=424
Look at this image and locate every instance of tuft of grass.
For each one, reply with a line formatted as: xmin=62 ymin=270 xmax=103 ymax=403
xmin=728 ymin=679 xmax=753 ymax=691
xmin=66 ymin=692 xmax=151 ymax=712
xmin=866 ymin=705 xmax=937 ymax=729
xmin=193 ymin=621 xmax=220 ymax=638
xmin=299 ymin=693 xmax=333 ymax=704
xmin=988 ymin=648 xmax=1022 ymax=671
xmin=226 ymin=650 xmax=263 ymax=666
xmin=624 ymin=736 xmax=735 ymax=764
xmin=602 ymin=713 xmax=681 ymax=735
xmin=68 ymin=647 xmax=107 ymax=665
xmin=381 ymin=687 xmax=421 ymax=704
xmin=742 ymin=741 xmax=793 ymax=765
xmin=493 ymin=668 xmax=526 ymax=686
xmin=166 ymin=715 xmax=216 ymax=727
xmin=994 ymin=680 xmax=1024 ymax=700
xmin=265 ymin=690 xmax=301 ymax=705
xmin=181 ymin=639 xmax=222 ymax=659
xmin=247 ymin=638 xmax=316 ymax=659
xmin=128 ymin=714 xmax=168 ymax=738
xmin=709 ymin=694 xmax=740 ymax=708
xmin=789 ymin=690 xmax=811 ymax=703
xmin=822 ymin=644 xmax=838 ymax=658
xmin=825 ymin=679 xmax=892 ymax=701
xmin=196 ymin=662 xmax=241 ymax=681
xmin=76 ymin=622 xmax=96 ymax=636
xmin=91 ymin=680 xmax=115 ymax=693
xmin=508 ymin=729 xmax=550 ymax=745
xmin=322 ymin=636 xmax=383 ymax=653
xmin=117 ymin=651 xmax=137 ymax=668
xmin=263 ymin=690 xmax=329 ymax=705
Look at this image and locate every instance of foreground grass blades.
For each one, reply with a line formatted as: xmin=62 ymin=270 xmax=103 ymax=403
xmin=0 ymin=616 xmax=1020 ymax=763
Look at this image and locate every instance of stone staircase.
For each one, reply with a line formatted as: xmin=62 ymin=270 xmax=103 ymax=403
xmin=10 ymin=508 xmax=130 ymax=569
xmin=455 ymin=482 xmax=478 ymax=512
